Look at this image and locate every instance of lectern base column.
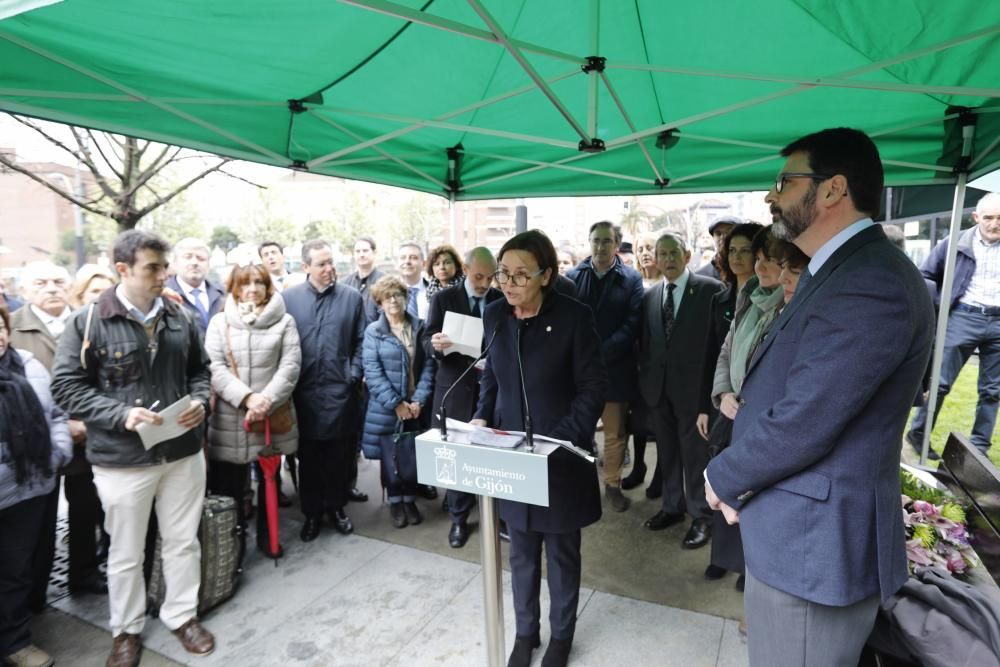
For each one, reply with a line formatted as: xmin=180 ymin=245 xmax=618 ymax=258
xmin=479 ymin=494 xmax=505 ymax=667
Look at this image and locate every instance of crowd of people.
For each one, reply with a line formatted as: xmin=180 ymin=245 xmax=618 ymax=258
xmin=0 ymin=125 xmax=996 ymax=667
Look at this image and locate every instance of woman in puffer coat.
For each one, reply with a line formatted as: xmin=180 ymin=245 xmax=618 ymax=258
xmin=362 ymin=275 xmax=435 ymax=529
xmin=204 ymin=264 xmax=301 ymax=559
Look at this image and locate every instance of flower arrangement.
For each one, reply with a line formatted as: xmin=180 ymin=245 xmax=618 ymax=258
xmin=900 ymin=470 xmax=979 ymax=575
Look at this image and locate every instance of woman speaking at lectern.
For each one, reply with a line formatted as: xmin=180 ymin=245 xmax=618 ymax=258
xmin=471 ymin=230 xmax=606 ymax=667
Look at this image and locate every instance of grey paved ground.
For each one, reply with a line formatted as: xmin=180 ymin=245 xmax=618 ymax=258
xmin=35 ymin=449 xmax=748 ymax=666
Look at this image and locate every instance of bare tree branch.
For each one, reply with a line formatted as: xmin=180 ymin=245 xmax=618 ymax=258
xmin=13 ymin=115 xmax=87 ymax=164
xmin=0 ymin=154 xmax=110 ymax=217
xmin=69 ymin=127 xmax=119 ymax=200
xmin=135 ymin=161 xmax=229 ymax=219
xmin=216 ymin=167 xmax=267 ymax=190
xmin=86 ymin=129 xmax=124 ymax=181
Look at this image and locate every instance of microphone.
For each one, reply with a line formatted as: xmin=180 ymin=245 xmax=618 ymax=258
xmin=439 ymin=322 xmax=500 ymax=440
xmin=516 ymin=320 xmax=533 ymax=452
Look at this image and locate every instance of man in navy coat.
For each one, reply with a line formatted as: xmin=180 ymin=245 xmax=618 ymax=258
xmin=566 ymin=221 xmax=644 ymax=512
xmin=706 ymin=128 xmax=934 ymax=666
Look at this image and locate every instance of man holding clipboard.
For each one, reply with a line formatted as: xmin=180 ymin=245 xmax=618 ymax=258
xmin=422 ymin=247 xmax=503 ymax=548
xmin=51 ymin=230 xmax=214 ymax=667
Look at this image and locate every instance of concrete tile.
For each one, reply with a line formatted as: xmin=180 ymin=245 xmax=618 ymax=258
xmin=140 ymin=528 xmax=392 ymax=665
xmin=30 ymin=608 xmax=183 ymax=667
xmin=716 ymin=618 xmax=750 ymax=667
xmin=214 ymin=543 xmax=482 ymax=667
xmin=390 ymin=570 xmax=594 ymax=667
xmin=569 ymin=591 xmax=725 ymax=667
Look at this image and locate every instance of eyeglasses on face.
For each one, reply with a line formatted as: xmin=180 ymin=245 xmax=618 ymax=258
xmin=384 ymin=292 xmax=407 ymax=302
xmin=494 ymin=268 xmax=544 ymax=286
xmin=774 ymin=172 xmax=832 ymax=193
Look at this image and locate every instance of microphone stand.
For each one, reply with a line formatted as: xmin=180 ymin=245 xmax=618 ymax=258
xmin=439 ymin=324 xmax=500 ymax=441
xmin=516 ymin=321 xmax=533 ymax=452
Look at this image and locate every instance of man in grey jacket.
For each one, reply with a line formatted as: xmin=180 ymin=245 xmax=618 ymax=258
xmin=51 ymin=230 xmax=214 ymax=667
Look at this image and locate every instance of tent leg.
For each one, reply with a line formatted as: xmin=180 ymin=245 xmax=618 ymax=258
xmin=920 ymin=172 xmax=968 ymax=464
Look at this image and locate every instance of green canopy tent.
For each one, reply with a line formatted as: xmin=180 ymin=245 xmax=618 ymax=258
xmin=3 ymin=2 xmax=1000 ymax=661
xmin=3 ymin=0 xmax=1000 ymax=595
xmin=1 ymin=1 xmax=999 ymax=199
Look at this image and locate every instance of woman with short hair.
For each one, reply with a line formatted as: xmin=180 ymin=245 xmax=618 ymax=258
xmin=425 ymin=245 xmax=463 ymax=300
xmin=472 ymin=230 xmax=606 ymax=667
xmin=362 ymin=275 xmax=436 ymax=528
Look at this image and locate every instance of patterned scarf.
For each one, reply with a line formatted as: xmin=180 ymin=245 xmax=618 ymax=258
xmin=425 ymin=273 xmax=464 ymax=300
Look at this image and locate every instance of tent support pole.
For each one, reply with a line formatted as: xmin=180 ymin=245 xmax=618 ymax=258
xmin=920 ymin=120 xmax=976 ymax=464
xmin=466 ymin=0 xmax=592 ymax=145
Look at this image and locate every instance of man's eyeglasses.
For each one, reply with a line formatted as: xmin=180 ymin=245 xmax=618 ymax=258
xmin=494 ymin=268 xmax=544 ymax=287
xmin=774 ymin=173 xmax=832 ymax=194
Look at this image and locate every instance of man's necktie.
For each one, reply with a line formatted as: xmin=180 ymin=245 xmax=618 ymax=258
xmin=662 ymin=283 xmax=676 ymax=342
xmin=190 ymin=287 xmax=209 ymax=327
xmin=472 ymin=296 xmax=482 ymax=318
xmin=406 ymin=287 xmax=419 ymax=319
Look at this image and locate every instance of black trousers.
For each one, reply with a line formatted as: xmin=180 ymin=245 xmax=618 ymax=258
xmin=298 ymin=438 xmax=353 ymax=517
xmin=650 ymin=396 xmax=711 ymax=520
xmin=64 ymin=466 xmax=104 ymax=585
xmin=446 ymin=490 xmax=476 ymax=525
xmin=28 ymin=484 xmax=59 ymax=612
xmin=508 ymin=526 xmax=582 ymax=641
xmin=0 ymin=494 xmax=47 ymax=656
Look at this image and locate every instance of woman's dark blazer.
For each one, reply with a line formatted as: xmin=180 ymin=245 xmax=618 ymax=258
xmin=474 ymin=291 xmax=607 ymax=533
xmin=699 ymin=283 xmax=737 ymax=415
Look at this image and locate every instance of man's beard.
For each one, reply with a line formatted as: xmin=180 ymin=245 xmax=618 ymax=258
xmin=772 ymin=183 xmax=818 ymax=241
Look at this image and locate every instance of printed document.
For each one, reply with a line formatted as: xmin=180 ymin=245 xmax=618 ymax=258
xmin=136 ymin=395 xmax=193 ymax=450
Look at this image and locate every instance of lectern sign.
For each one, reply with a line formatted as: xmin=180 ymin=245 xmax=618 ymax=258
xmin=415 ymin=430 xmax=550 ymax=507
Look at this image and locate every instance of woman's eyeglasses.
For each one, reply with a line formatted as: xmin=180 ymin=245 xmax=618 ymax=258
xmin=493 ymin=269 xmax=544 ymax=287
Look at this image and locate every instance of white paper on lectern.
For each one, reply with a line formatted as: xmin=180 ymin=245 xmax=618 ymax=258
xmin=441 ymin=311 xmax=484 ymax=358
xmin=135 ymin=394 xmax=193 ymax=450
xmin=445 ymin=418 xmax=594 ymax=462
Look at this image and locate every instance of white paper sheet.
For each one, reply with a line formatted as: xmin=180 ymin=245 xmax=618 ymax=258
xmin=135 ymin=395 xmax=193 ymax=450
xmin=441 ymin=311 xmax=484 ymax=358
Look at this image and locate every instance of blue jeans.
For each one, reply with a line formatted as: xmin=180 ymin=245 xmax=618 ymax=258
xmin=910 ymin=308 xmax=1000 ymax=451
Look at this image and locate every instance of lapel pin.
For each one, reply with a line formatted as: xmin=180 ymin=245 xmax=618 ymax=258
xmin=546 ymin=326 xmax=552 ymax=332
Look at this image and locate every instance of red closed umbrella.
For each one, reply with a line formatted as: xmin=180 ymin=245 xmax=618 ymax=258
xmin=246 ymin=416 xmax=282 ymax=561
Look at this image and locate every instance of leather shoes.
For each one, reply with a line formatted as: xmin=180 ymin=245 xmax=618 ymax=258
xmin=69 ymin=572 xmax=108 ymax=596
xmin=507 ymin=635 xmax=540 ymax=667
xmin=331 ymin=510 xmax=354 ymax=535
xmin=348 ymin=487 xmax=369 ymax=502
xmin=107 ymin=633 xmax=141 ymax=667
xmin=644 ymin=510 xmax=684 ymax=531
xmin=390 ymin=503 xmax=408 ymax=528
xmin=417 ymin=484 xmax=439 ymax=500
xmin=621 ymin=462 xmax=646 ymax=490
xmin=682 ymin=519 xmax=712 ymax=549
xmin=172 ymin=618 xmax=214 ymax=656
xmin=448 ymin=522 xmax=470 ymax=548
xmin=402 ymin=501 xmax=423 ymax=525
xmin=541 ymin=636 xmax=573 ymax=667
xmin=644 ymin=483 xmax=662 ymax=500
xmin=703 ymin=564 xmax=726 ymax=580
xmin=300 ymin=516 xmax=322 ymax=542
xmin=605 ymin=485 xmax=630 ymax=512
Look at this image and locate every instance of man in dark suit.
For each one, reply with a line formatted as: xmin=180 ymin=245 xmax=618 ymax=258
xmin=422 ymin=247 xmax=503 ymax=547
xmin=638 ymin=233 xmax=723 ymax=548
xmin=706 ymin=128 xmax=934 ymax=666
xmin=167 ymin=237 xmax=223 ymax=335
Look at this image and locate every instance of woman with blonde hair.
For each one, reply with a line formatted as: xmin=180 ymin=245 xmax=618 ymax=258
xmin=204 ymin=264 xmax=301 ymax=560
xmin=69 ymin=264 xmax=116 ymax=307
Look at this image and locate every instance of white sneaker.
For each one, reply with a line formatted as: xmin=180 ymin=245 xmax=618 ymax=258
xmin=3 ymin=645 xmax=54 ymax=667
